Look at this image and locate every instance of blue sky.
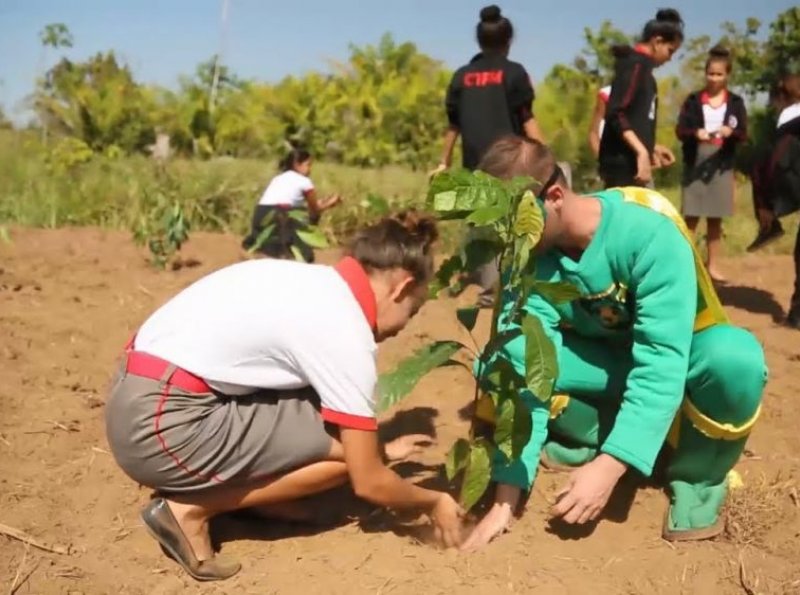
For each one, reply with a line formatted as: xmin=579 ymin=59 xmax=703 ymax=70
xmin=1 ymin=0 xmax=796 ymax=121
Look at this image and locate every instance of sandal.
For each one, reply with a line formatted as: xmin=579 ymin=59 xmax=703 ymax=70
xmin=140 ymin=498 xmax=241 ymax=581
xmin=539 ymin=450 xmax=575 ymax=474
xmin=661 ymin=506 xmax=725 ymax=542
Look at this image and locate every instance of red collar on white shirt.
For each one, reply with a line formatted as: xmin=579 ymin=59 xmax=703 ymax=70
xmin=700 ymin=89 xmax=728 ymax=105
xmin=334 ymin=257 xmax=377 ymax=332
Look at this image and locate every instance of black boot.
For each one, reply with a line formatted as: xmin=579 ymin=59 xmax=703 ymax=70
xmin=747 ymin=219 xmax=784 ymax=252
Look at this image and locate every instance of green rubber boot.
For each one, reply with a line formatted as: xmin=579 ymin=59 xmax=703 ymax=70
xmin=541 ymin=394 xmax=617 ymax=472
xmin=663 ymin=325 xmax=766 ymax=541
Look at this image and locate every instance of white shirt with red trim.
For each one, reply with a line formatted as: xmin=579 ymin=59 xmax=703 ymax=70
xmin=257 ymin=170 xmax=314 ymax=207
xmin=133 ymin=258 xmax=379 ymax=430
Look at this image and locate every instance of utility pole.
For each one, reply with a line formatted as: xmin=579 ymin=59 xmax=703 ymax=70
xmin=208 ymin=0 xmax=230 ymax=115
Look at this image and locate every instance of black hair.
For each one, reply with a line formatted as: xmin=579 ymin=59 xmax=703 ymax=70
xmin=641 ymin=8 xmax=684 ymax=43
xmin=279 ymin=147 xmax=311 ymax=172
xmin=706 ymin=45 xmax=732 ymax=73
xmin=476 ymin=5 xmax=513 ymax=52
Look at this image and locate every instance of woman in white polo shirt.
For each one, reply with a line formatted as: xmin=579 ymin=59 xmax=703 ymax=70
xmin=242 ymin=147 xmax=342 ymax=262
xmin=106 ymin=211 xmax=463 ymax=581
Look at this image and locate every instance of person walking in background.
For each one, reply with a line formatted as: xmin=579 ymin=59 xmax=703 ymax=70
xmin=588 ymin=84 xmax=612 ymax=158
xmin=676 ymin=46 xmax=748 ymax=283
xmin=746 ymin=66 xmax=800 ymax=328
xmin=242 ymin=147 xmax=341 ymax=263
xmin=431 ymin=4 xmax=544 ymax=177
xmin=431 ymin=4 xmax=545 ymax=308
xmin=599 ymin=9 xmax=684 ymax=188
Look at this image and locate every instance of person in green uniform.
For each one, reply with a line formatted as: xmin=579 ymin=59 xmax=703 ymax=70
xmin=460 ymin=135 xmax=767 ymax=551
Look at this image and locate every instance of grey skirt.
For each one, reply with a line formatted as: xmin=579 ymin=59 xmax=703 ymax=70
xmin=681 ymin=143 xmax=734 ymax=218
xmin=105 ymin=365 xmax=333 ymax=494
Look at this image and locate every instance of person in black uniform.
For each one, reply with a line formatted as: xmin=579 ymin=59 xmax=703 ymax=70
xmin=600 ymin=9 xmax=684 ymax=188
xmin=432 ymin=5 xmax=544 ymax=175
xmin=431 ymin=4 xmax=545 ymax=307
xmin=746 ymin=68 xmax=800 ymax=328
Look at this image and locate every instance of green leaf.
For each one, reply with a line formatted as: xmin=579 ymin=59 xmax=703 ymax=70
xmin=248 ymin=223 xmax=276 ymax=253
xmin=456 ymin=306 xmax=479 ymax=332
xmin=475 ymin=328 xmax=522 ymax=385
xmin=513 ymin=236 xmax=532 ymax=277
xmin=427 ymin=169 xmax=508 ymax=214
xmin=506 ymin=175 xmax=538 ymax=197
xmin=494 ymin=398 xmax=515 ymax=460
xmin=521 ymin=314 xmax=559 ymax=402
xmin=466 ymin=205 xmax=507 ymax=226
xmin=459 ymin=438 xmax=494 ymax=511
xmin=445 ymin=438 xmax=470 ymax=481
xmin=290 ymin=245 xmax=305 ymax=262
xmin=529 ymin=280 xmax=582 ymax=304
xmin=432 ymin=189 xmax=457 ymax=212
xmin=513 ymin=190 xmax=544 ymax=243
xmin=296 ymin=228 xmax=329 ymax=248
xmin=287 ymin=209 xmax=310 ymax=223
xmin=511 ymin=393 xmax=532 ymax=459
xmin=376 ymin=341 xmax=465 ymax=413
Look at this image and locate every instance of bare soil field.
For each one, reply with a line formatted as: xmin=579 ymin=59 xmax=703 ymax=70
xmin=1 ymin=227 xmax=798 ymax=594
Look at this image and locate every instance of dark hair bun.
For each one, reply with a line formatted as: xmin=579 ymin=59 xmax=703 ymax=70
xmin=709 ymin=44 xmax=730 ymax=58
xmin=480 ymin=5 xmax=502 ymax=23
xmin=655 ymin=8 xmax=682 ymax=25
xmin=391 ymin=209 xmax=439 ymax=248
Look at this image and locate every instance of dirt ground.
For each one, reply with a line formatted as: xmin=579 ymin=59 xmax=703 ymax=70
xmin=1 ymin=227 xmax=799 ymax=595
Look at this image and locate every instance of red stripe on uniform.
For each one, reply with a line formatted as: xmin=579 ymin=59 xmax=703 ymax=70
xmin=321 ymin=407 xmax=378 ymax=431
xmin=334 ymin=257 xmax=378 ymax=331
xmin=153 ymin=383 xmax=224 ymax=484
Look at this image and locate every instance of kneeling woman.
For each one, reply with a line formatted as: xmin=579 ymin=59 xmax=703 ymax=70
xmin=106 ymin=212 xmax=463 ymax=581
xmin=242 ymin=147 xmax=341 ymax=262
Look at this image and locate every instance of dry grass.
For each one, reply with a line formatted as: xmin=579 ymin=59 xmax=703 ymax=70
xmin=724 ymin=473 xmax=798 ymax=547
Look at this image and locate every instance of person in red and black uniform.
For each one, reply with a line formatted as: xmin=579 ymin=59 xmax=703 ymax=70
xmin=746 ymin=67 xmax=800 ymax=328
xmin=600 ymin=9 xmax=684 ymax=188
xmin=676 ymin=46 xmax=748 ymax=282
xmin=431 ymin=4 xmax=544 ymax=308
xmin=432 ymin=4 xmax=544 ymax=175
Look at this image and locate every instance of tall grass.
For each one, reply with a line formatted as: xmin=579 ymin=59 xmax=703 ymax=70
xmin=0 ymin=130 xmax=795 ymax=256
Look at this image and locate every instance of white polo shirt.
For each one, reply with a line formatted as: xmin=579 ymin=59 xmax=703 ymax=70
xmin=257 ymin=170 xmax=314 ymax=208
xmin=777 ymin=103 xmax=800 ymax=129
xmin=133 ymin=257 xmax=379 ymax=430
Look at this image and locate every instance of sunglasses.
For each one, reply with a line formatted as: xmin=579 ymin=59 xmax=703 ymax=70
xmin=537 ymin=164 xmax=564 ymax=200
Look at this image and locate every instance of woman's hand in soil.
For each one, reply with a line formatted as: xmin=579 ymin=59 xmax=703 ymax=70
xmin=430 ymin=493 xmax=465 ymax=548
xmin=383 ymin=434 xmax=435 ymax=462
xmin=550 ymin=454 xmax=627 ymax=525
xmin=460 ymin=484 xmax=521 ymax=552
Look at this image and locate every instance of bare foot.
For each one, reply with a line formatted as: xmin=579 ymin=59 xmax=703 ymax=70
xmin=166 ymin=499 xmax=215 ymax=561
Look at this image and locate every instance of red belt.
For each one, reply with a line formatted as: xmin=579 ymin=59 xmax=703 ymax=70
xmin=125 ymin=350 xmax=211 ymax=393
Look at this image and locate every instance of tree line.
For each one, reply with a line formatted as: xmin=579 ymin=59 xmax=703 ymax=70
xmin=16 ymin=8 xmax=800 ymax=187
